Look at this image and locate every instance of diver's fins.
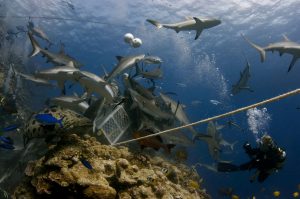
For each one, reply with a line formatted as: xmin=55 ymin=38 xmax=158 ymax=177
xmin=217 ymin=162 xmax=240 ymax=172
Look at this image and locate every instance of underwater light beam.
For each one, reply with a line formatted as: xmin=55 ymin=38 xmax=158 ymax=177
xmin=114 ymin=88 xmax=300 ymax=146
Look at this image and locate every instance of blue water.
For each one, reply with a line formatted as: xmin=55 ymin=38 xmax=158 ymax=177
xmin=1 ymin=0 xmax=300 ymax=198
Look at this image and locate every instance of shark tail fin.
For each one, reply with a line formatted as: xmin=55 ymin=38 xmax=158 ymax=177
xmin=28 ymin=32 xmax=41 ymax=57
xmin=241 ymin=34 xmax=266 ymax=62
xmin=146 ymin=19 xmax=163 ymax=28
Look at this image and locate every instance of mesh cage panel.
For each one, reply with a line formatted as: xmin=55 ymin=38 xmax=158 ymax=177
xmin=94 ymin=105 xmax=131 ymax=144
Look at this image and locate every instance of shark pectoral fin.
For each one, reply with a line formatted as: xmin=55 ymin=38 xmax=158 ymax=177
xmin=287 ymin=56 xmax=298 ymax=72
xmin=195 ymin=29 xmax=203 ymax=40
xmin=193 ymin=17 xmax=204 ymax=40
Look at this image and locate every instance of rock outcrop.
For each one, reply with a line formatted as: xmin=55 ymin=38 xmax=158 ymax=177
xmin=13 ymin=134 xmax=210 ymax=199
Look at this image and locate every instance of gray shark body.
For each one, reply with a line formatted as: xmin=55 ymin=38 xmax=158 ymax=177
xmin=123 ymin=73 xmax=156 ymax=100
xmin=28 ymin=32 xmax=83 ymax=68
xmin=195 ymin=121 xmax=236 ymax=161
xmin=50 ymin=96 xmax=89 ymax=114
xmin=136 ymin=65 xmax=163 ymax=80
xmin=72 ymin=71 xmax=116 ymax=103
xmin=106 ymin=55 xmax=145 ymax=82
xmin=34 ymin=66 xmax=79 ymax=92
xmin=129 ymin=88 xmax=173 ymax=120
xmin=147 ymin=17 xmax=221 ymax=40
xmin=242 ymin=34 xmax=300 ymax=72
xmin=143 ymin=55 xmax=163 ymax=65
xmin=232 ymin=58 xmax=253 ymax=95
xmin=160 ymin=93 xmax=209 ymax=139
xmin=28 ymin=25 xmax=52 ymax=45
xmin=18 ymin=72 xmax=55 ymax=87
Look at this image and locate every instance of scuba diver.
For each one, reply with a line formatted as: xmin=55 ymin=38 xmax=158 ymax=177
xmin=217 ymin=135 xmax=286 ymax=182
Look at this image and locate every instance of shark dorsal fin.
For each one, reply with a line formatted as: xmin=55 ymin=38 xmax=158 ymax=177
xmin=116 ymin=56 xmax=124 ymax=61
xmin=282 ymin=34 xmax=290 ymax=42
xmin=193 ymin=17 xmax=203 ymax=24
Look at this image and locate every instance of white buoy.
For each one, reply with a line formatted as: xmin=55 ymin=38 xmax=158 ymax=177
xmin=124 ymin=33 xmax=134 ymax=43
xmin=131 ymin=38 xmax=142 ymax=48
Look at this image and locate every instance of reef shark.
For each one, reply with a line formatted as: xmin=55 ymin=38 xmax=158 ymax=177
xmin=146 ymin=17 xmax=221 ymax=40
xmin=106 ymin=55 xmax=145 ymax=82
xmin=27 ymin=21 xmax=52 ymax=45
xmin=129 ymin=88 xmax=173 ymax=120
xmin=159 ymin=93 xmax=209 ymax=139
xmin=194 ymin=121 xmax=237 ymax=161
xmin=28 ymin=32 xmax=83 ymax=68
xmin=242 ymin=34 xmax=300 ymax=72
xmin=136 ymin=64 xmax=163 ymax=80
xmin=231 ymin=57 xmax=253 ymax=95
xmin=123 ymin=73 xmax=156 ymax=100
xmin=72 ymin=71 xmax=116 ymax=103
xmin=49 ymin=95 xmax=89 ymax=114
xmin=34 ymin=66 xmax=79 ymax=94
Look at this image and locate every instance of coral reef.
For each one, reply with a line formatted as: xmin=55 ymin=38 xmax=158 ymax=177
xmin=13 ymin=134 xmax=210 ymax=199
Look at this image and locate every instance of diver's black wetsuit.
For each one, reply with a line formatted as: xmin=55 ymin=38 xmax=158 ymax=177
xmin=217 ymin=140 xmax=286 ymax=182
xmin=239 ymin=142 xmax=286 ymax=182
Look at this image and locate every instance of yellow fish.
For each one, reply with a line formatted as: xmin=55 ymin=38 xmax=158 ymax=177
xmin=273 ymin=191 xmax=280 ymax=197
xmin=231 ymin=195 xmax=239 ymax=199
xmin=293 ymin=192 xmax=299 ymax=198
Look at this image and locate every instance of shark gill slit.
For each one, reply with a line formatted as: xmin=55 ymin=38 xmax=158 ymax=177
xmin=114 ymin=88 xmax=300 ymax=146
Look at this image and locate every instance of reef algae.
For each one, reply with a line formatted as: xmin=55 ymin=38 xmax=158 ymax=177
xmin=13 ymin=134 xmax=210 ymax=199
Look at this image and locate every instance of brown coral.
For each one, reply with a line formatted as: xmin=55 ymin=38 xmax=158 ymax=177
xmin=13 ymin=134 xmax=210 ymax=199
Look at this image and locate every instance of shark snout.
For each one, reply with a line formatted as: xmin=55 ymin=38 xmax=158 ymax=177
xmin=213 ymin=19 xmax=221 ymax=26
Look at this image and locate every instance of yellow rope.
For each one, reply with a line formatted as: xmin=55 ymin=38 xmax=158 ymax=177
xmin=113 ymin=88 xmax=300 ymax=146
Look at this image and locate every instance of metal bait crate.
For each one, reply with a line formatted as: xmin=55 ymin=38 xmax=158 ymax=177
xmin=93 ymin=105 xmax=131 ymax=145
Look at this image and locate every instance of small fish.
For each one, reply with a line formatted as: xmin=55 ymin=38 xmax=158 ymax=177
xmin=218 ymin=187 xmax=234 ymax=197
xmin=293 ymin=192 xmax=299 ymax=197
xmin=174 ymin=148 xmax=188 ymax=162
xmin=0 ymin=136 xmax=13 ymax=145
xmin=0 ymin=143 xmax=15 ymax=150
xmin=191 ymin=100 xmax=201 ymax=106
xmin=231 ymin=194 xmax=239 ymax=199
xmin=176 ymin=82 xmax=187 ymax=88
xmin=35 ymin=113 xmax=64 ymax=127
xmin=210 ymin=99 xmax=221 ymax=105
xmin=80 ymin=158 xmax=93 ymax=170
xmin=133 ymin=128 xmax=175 ymax=153
xmin=0 ymin=136 xmax=15 ymax=150
xmin=2 ymin=124 xmax=20 ymax=132
xmin=273 ymin=191 xmax=280 ymax=197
